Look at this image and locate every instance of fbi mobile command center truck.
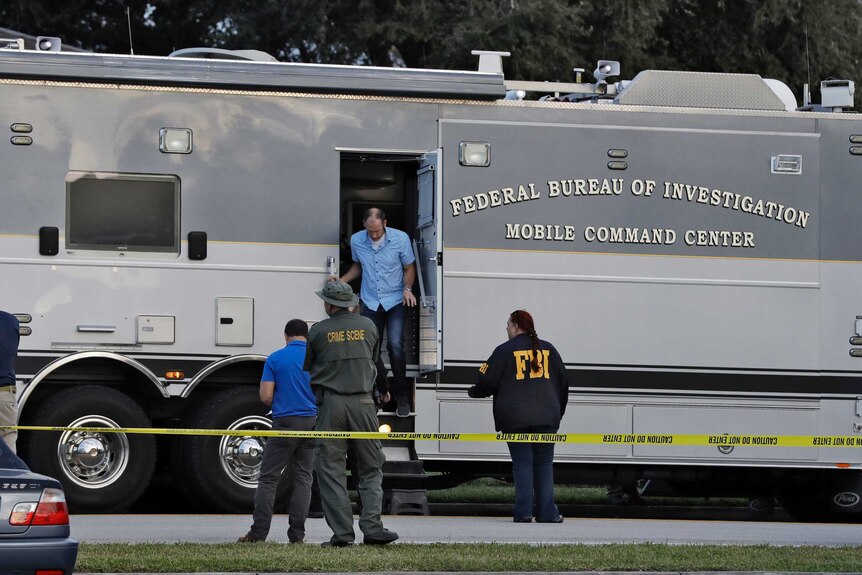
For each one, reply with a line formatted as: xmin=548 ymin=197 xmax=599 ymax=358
xmin=2 ymin=41 xmax=862 ymax=520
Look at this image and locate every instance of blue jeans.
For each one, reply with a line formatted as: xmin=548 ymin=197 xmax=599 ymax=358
xmin=361 ymin=303 xmax=408 ymax=399
xmin=506 ymin=439 xmax=559 ymax=521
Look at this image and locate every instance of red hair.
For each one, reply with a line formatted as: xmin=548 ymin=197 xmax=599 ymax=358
xmin=510 ymin=310 xmax=540 ymax=372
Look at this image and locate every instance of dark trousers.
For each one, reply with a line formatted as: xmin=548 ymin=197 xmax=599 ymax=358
xmin=506 ymin=438 xmax=560 ymax=522
xmin=361 ymin=303 xmax=408 ymax=400
xmin=249 ymin=415 xmax=315 ymax=542
xmin=315 ymin=392 xmax=386 ymax=545
xmin=281 ymin=469 xmax=321 ymax=513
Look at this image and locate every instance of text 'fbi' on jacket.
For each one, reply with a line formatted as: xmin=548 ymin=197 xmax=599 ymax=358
xmin=479 ymin=350 xmax=551 ymax=380
xmin=326 ymin=329 xmax=366 ymax=343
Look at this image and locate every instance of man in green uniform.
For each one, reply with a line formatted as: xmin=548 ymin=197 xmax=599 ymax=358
xmin=304 ymin=281 xmax=399 ymax=547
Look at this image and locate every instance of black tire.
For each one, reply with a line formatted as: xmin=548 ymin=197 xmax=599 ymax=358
xmin=777 ymin=490 xmax=834 ymax=522
xmin=178 ymin=386 xmax=276 ymax=513
xmin=777 ymin=473 xmax=862 ymax=523
xmin=776 ymin=472 xmax=845 ymax=523
xmin=20 ymin=385 xmax=156 ymax=513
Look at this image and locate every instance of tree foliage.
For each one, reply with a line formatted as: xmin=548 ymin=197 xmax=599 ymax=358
xmin=4 ymin=0 xmax=862 ymax=98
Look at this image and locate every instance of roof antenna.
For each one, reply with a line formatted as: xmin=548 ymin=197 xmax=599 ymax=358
xmin=126 ymin=6 xmax=135 ymax=55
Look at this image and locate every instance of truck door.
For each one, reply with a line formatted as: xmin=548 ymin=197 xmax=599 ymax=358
xmin=415 ymin=151 xmax=443 ymax=372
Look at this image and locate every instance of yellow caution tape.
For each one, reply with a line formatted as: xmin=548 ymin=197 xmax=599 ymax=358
xmin=2 ymin=425 xmax=862 ymax=448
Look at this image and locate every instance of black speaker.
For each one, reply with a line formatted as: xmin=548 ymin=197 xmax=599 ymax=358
xmin=39 ymin=226 xmax=59 ymax=256
xmin=187 ymin=231 xmax=207 ymax=260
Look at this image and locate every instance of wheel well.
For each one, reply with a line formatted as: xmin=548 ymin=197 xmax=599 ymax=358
xmin=20 ymin=356 xmax=164 ymax=417
xmin=182 ymin=358 xmax=265 ymax=398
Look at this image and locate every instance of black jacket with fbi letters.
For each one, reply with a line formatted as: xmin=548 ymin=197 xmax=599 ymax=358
xmin=468 ymin=333 xmax=569 ymax=433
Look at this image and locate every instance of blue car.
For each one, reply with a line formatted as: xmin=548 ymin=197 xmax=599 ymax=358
xmin=0 ymin=439 xmax=78 ymax=575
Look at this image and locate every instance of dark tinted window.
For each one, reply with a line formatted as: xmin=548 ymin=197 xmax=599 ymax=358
xmin=66 ymin=173 xmax=179 ymax=253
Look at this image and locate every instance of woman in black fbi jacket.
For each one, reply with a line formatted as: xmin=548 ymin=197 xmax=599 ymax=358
xmin=468 ymin=310 xmax=569 ymax=523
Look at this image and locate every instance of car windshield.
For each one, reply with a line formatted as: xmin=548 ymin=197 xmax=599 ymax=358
xmin=0 ymin=439 xmax=28 ymax=470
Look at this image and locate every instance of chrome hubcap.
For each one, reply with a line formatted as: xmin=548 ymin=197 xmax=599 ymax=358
xmin=218 ymin=415 xmax=271 ymax=488
xmin=58 ymin=415 xmax=129 ymax=489
xmin=74 ymin=437 xmax=107 ymax=467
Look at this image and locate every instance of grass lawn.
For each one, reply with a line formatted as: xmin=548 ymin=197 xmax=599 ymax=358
xmin=76 ymin=542 xmax=862 ymax=572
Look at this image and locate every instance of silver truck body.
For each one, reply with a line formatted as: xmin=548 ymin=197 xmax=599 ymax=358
xmin=1 ymin=47 xmax=861 ymax=518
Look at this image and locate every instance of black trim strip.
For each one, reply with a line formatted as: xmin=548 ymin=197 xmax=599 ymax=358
xmin=435 ymin=365 xmax=862 ymax=395
xmin=20 ymin=349 xmax=229 ymax=358
xmin=447 ymin=359 xmax=847 ymax=375
xmin=136 ymin=358 xmax=214 ymax=377
xmin=18 ymin=354 xmax=862 ymax=395
xmin=16 ymin=356 xmax=58 ymax=375
xmin=15 ymin=355 xmax=220 ymax=380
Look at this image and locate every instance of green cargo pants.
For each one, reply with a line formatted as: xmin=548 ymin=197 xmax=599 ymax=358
xmin=314 ymin=391 xmax=385 ymax=545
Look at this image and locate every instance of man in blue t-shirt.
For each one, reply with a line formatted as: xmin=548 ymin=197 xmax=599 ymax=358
xmin=0 ymin=311 xmax=19 ymax=452
xmin=239 ymin=319 xmax=316 ymax=544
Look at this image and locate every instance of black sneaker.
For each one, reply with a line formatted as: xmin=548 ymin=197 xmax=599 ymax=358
xmin=536 ymin=515 xmax=564 ymax=523
xmin=321 ymin=539 xmax=353 ymax=547
xmin=363 ymin=528 xmax=399 ymax=545
xmin=395 ymin=397 xmax=410 ymax=418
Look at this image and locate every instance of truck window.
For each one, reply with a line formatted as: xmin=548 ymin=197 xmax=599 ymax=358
xmin=65 ymin=172 xmax=180 ymax=254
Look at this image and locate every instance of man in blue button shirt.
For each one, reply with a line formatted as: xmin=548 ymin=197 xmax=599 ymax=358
xmin=239 ymin=319 xmax=316 ymax=544
xmin=339 ymin=207 xmax=416 ymax=417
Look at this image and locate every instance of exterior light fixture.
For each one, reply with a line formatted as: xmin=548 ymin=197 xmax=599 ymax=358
xmin=458 ymin=142 xmax=491 ymax=167
xmin=159 ymin=128 xmax=193 ymax=154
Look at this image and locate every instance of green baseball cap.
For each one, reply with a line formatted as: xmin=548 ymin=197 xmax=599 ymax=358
xmin=316 ymin=280 xmax=359 ymax=308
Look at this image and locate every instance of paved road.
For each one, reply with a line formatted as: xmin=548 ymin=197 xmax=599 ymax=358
xmin=71 ymin=514 xmax=862 ymax=546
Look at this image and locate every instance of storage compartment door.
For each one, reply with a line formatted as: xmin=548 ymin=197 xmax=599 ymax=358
xmin=215 ymin=297 xmax=254 ymax=346
xmin=415 ymin=150 xmax=443 ymax=373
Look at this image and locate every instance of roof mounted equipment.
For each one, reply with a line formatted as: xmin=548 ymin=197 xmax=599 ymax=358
xmin=471 ymin=50 xmax=511 ymax=75
xmin=0 ymin=37 xmax=24 ymax=50
xmin=169 ymin=47 xmax=277 ymax=62
xmin=36 ymin=36 xmax=61 ymax=51
xmin=821 ymin=79 xmax=855 ymax=112
xmin=0 ymin=35 xmax=62 ymax=52
xmin=593 ymin=60 xmax=620 ymax=85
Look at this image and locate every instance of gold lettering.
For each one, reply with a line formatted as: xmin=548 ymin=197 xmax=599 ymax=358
xmin=528 ymin=349 xmax=550 ymax=379
xmin=513 ymin=351 xmax=529 ymax=380
xmin=514 ymin=349 xmax=550 ymax=380
xmin=327 ymin=330 xmax=346 ymax=343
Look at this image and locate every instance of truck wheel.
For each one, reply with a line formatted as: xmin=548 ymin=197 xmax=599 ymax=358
xmin=21 ymin=385 xmax=156 ymax=512
xmin=778 ymin=472 xmax=862 ymax=522
xmin=179 ymin=387 xmax=274 ymax=512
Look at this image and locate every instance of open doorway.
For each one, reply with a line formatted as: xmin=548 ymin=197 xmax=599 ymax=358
xmin=338 ymin=152 xmax=423 ymax=414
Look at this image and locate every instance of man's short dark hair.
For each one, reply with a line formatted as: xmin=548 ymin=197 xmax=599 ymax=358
xmin=284 ymin=319 xmax=309 ymax=338
xmin=362 ymin=207 xmax=387 ymax=223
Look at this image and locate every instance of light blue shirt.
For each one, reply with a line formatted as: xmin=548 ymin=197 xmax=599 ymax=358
xmin=350 ymin=227 xmax=415 ymax=311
